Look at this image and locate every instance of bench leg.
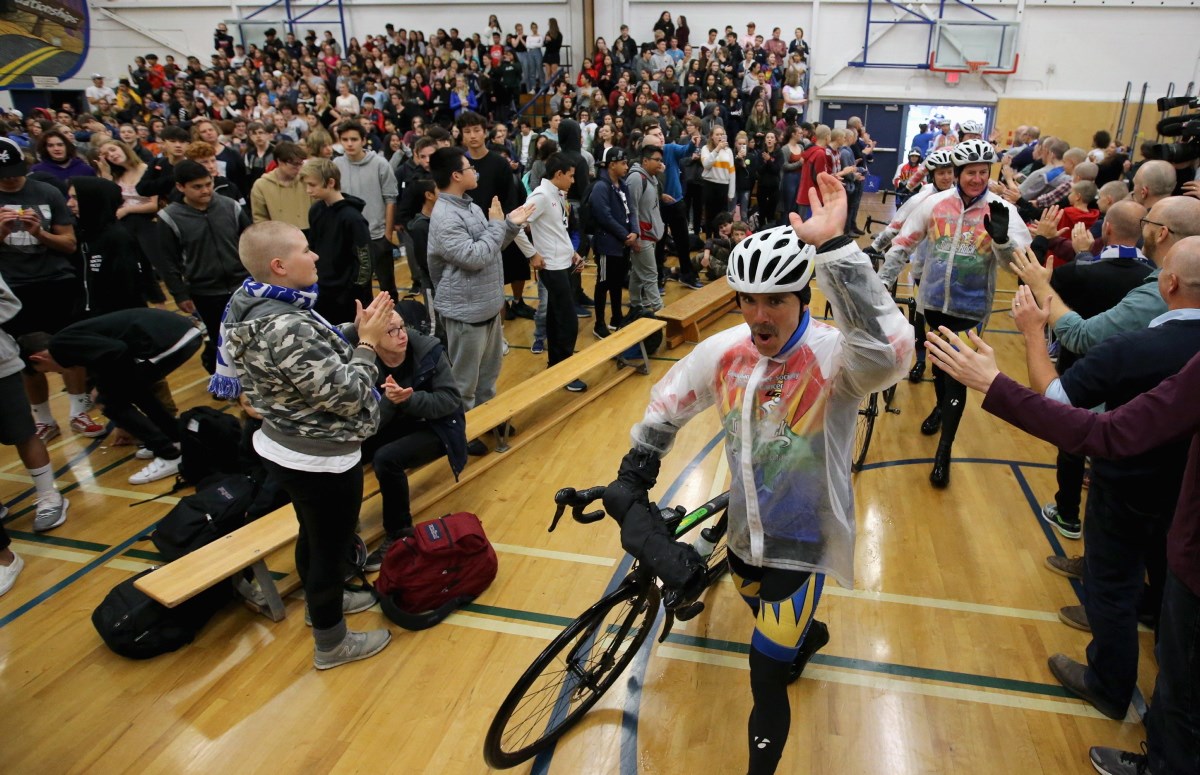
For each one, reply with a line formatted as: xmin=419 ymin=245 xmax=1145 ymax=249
xmin=248 ymin=560 xmax=288 ymax=622
xmin=495 ymin=425 xmax=511 ymax=453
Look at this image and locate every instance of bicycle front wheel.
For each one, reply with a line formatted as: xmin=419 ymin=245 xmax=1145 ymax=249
xmin=483 ymin=582 xmax=662 ymax=769
xmin=853 ymin=392 xmax=878 ymax=472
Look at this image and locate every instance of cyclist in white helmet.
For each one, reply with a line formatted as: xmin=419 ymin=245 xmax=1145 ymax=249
xmin=959 ymin=119 xmax=985 ymax=141
xmin=870 ymin=148 xmax=957 ymax=383
xmin=878 ymin=139 xmax=1030 ymax=486
xmin=604 ymin=172 xmax=913 ymax=775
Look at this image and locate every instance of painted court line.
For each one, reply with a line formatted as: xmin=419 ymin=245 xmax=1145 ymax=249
xmin=14 ymin=541 xmax=154 ymax=573
xmin=655 ymin=645 xmax=1112 ymax=720
xmin=492 ymin=542 xmax=615 ymax=567
xmin=822 ymin=586 xmax=1059 ymax=623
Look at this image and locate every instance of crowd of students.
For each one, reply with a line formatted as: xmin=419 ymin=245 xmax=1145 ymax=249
xmin=1 ymin=10 xmax=1199 ymax=774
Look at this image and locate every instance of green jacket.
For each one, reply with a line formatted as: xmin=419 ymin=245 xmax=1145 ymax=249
xmin=1054 ymin=269 xmax=1166 ymax=355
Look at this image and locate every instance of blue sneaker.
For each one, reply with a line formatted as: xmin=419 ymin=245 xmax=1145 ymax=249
xmin=565 ymin=379 xmax=587 ymax=393
xmin=574 ymin=305 xmax=591 ymax=318
xmin=531 ymin=337 xmax=545 ymax=355
xmin=682 ymin=278 xmax=704 ymax=290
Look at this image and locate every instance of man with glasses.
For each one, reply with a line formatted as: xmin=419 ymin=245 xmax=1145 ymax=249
xmin=250 ymin=141 xmax=310 ymax=229
xmin=426 ymin=147 xmax=533 ymax=453
xmin=1011 ymin=196 xmax=1200 ymax=356
xmin=626 ymin=144 xmax=667 ymax=314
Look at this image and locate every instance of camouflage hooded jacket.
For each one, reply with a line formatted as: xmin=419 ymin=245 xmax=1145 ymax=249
xmin=223 ymin=289 xmax=380 ymax=457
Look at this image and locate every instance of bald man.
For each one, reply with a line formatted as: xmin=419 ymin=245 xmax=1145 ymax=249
xmin=217 ymin=220 xmax=394 ymax=670
xmin=1007 ymin=235 xmax=1200 ymax=719
xmin=1013 ymin=196 xmax=1200 ymax=354
xmin=1132 ymin=159 xmax=1177 ymax=208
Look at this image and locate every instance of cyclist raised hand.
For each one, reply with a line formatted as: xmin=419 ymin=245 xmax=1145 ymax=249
xmin=604 ymin=171 xmax=913 ymax=775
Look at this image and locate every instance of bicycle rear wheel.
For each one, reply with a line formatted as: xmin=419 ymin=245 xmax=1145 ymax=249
xmin=853 ymin=392 xmax=878 ymax=472
xmin=483 ymin=582 xmax=662 ymax=769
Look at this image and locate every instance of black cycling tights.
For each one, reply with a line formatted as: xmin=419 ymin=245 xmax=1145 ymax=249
xmin=729 ymin=552 xmax=821 ymax=775
xmin=925 ymin=310 xmax=977 ymax=447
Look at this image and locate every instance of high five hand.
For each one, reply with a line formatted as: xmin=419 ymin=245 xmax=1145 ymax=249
xmin=788 ymin=172 xmax=847 ymax=246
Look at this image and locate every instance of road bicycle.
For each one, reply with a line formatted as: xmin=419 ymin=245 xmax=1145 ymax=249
xmin=483 ymin=486 xmax=731 ymax=769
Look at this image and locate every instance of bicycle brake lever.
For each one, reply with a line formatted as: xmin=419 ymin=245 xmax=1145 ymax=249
xmin=658 ymin=607 xmax=676 ymax=643
xmin=549 ymin=502 xmax=568 ymax=533
xmin=574 ymin=508 xmax=607 ymax=524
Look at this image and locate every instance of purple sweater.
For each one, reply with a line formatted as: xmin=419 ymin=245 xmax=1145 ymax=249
xmin=982 ymin=357 xmax=1200 ymax=597
xmin=30 ymin=157 xmax=96 ymax=182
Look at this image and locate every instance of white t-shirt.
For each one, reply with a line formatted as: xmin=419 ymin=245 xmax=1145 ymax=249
xmin=86 ymin=85 xmax=115 ymax=105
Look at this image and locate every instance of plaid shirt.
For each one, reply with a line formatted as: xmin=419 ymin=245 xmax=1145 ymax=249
xmin=1033 ymin=173 xmax=1073 ymax=210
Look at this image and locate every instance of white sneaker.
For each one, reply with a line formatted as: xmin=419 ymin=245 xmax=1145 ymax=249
xmin=135 ymin=446 xmax=155 ymax=460
xmin=33 ymin=495 xmax=68 ymax=532
xmin=0 ymin=552 xmax=24 ymax=597
xmin=129 ymin=456 xmax=181 ymax=485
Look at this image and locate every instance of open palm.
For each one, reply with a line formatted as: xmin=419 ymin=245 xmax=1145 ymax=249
xmin=789 ymin=172 xmax=848 ymax=246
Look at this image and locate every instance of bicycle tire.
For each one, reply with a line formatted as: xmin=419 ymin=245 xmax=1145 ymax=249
xmin=853 ymin=392 xmax=878 ymax=472
xmin=483 ymin=582 xmax=662 ymax=769
xmin=882 ymin=382 xmax=897 ymax=408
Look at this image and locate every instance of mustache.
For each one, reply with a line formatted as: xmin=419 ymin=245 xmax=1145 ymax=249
xmin=751 ymin=324 xmax=778 ymax=338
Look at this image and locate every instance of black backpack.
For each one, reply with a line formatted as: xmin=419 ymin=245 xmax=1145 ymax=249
xmin=396 ymin=294 xmax=432 ymax=337
xmin=178 ymin=407 xmax=243 ymax=487
xmin=619 ymin=308 xmax=665 ymax=360
xmin=92 ymin=569 xmax=232 ymax=659
xmin=151 ymin=474 xmax=257 ymax=562
xmin=578 ymin=179 xmax=598 ymax=236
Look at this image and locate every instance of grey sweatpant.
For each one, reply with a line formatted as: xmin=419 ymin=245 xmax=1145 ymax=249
xmin=628 ymin=240 xmax=662 ymax=312
xmin=444 ymin=312 xmax=504 ymax=410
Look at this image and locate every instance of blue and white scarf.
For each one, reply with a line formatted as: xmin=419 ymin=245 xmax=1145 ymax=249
xmin=208 ymin=279 xmax=347 ymax=400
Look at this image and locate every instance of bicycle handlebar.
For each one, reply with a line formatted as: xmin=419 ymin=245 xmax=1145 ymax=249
xmin=549 ymin=486 xmax=608 ymax=532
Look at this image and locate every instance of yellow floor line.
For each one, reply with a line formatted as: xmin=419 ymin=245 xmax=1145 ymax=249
xmin=492 ymin=543 xmax=615 ymax=567
xmin=822 ymin=586 xmax=1060 ymax=623
xmin=446 ymin=611 xmax=561 ymax=641
xmin=655 ymin=645 xmax=1115 ymax=720
xmin=13 ymin=541 xmax=155 ymax=573
xmin=69 ymin=480 xmax=180 ymax=506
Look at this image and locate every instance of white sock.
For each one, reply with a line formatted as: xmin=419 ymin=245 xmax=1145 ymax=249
xmin=31 ymin=402 xmax=54 ymax=426
xmin=68 ymin=393 xmax=91 ymax=417
xmin=27 ymin=464 xmax=60 ymax=503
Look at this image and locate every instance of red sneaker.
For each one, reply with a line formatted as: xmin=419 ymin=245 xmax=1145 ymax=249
xmin=69 ymin=413 xmax=107 ymax=438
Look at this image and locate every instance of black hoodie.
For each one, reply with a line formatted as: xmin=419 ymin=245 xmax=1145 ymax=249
xmin=70 ymin=176 xmax=147 ymax=314
xmin=556 ymin=119 xmax=593 ymax=202
xmin=307 ymin=193 xmax=372 ymax=293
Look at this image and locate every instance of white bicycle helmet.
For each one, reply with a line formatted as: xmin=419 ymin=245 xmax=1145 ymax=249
xmin=960 ymin=119 xmax=984 ymax=135
xmin=907 ymin=148 xmax=923 ymax=159
xmin=726 ymin=225 xmax=816 ymax=293
xmin=923 ymin=148 xmax=953 ymax=171
xmin=951 ymin=139 xmax=997 ymax=166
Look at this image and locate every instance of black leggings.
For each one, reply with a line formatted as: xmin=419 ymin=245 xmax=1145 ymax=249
xmin=264 ymin=460 xmax=363 ymax=631
xmin=594 ymin=253 xmax=629 ymax=328
xmin=925 ymin=309 xmax=977 ymax=446
xmin=701 ymin=180 xmax=729 ymax=234
xmin=729 ymin=552 xmax=823 ymax=775
xmin=755 ymin=181 xmax=779 ymax=226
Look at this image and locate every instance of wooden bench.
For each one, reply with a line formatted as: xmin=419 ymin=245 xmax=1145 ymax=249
xmin=656 ymin=281 xmax=737 ymax=349
xmin=134 ymin=318 xmax=666 ymax=620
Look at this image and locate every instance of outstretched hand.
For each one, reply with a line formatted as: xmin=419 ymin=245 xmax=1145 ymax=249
xmin=1011 ymin=284 xmax=1051 ymax=336
xmin=1009 ymin=245 xmax=1054 ymax=297
xmin=983 ymin=200 xmax=1010 ymax=244
xmin=924 ymin=327 xmax=1001 ymax=393
xmin=788 ymin=172 xmax=847 ymax=246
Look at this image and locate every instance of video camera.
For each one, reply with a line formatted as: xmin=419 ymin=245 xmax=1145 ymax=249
xmin=1150 ymin=95 xmax=1200 ymax=164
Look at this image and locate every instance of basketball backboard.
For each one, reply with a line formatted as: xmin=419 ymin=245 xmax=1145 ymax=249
xmin=930 ymin=20 xmax=1020 ymax=74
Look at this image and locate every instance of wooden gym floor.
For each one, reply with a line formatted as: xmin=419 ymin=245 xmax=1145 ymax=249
xmin=0 ymin=196 xmax=1155 ymax=774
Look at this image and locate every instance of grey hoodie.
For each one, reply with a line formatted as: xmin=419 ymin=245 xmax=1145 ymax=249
xmin=223 ymin=289 xmax=380 ymax=457
xmin=334 ymin=149 xmax=398 ymax=239
xmin=625 ymin=163 xmax=664 ymax=241
xmin=0 ymin=274 xmax=24 ymax=380
xmin=427 ymin=192 xmax=520 ymax=324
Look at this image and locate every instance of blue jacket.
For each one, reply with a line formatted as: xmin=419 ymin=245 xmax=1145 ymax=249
xmin=590 ymin=175 xmax=637 ymax=257
xmin=660 ymin=140 xmax=695 ymax=201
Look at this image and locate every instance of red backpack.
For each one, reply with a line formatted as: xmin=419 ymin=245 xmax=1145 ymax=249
xmin=375 ymin=512 xmax=498 ymax=630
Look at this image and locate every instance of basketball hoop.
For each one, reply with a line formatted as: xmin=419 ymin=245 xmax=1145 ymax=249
xmin=966 ymin=61 xmax=988 ymax=76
